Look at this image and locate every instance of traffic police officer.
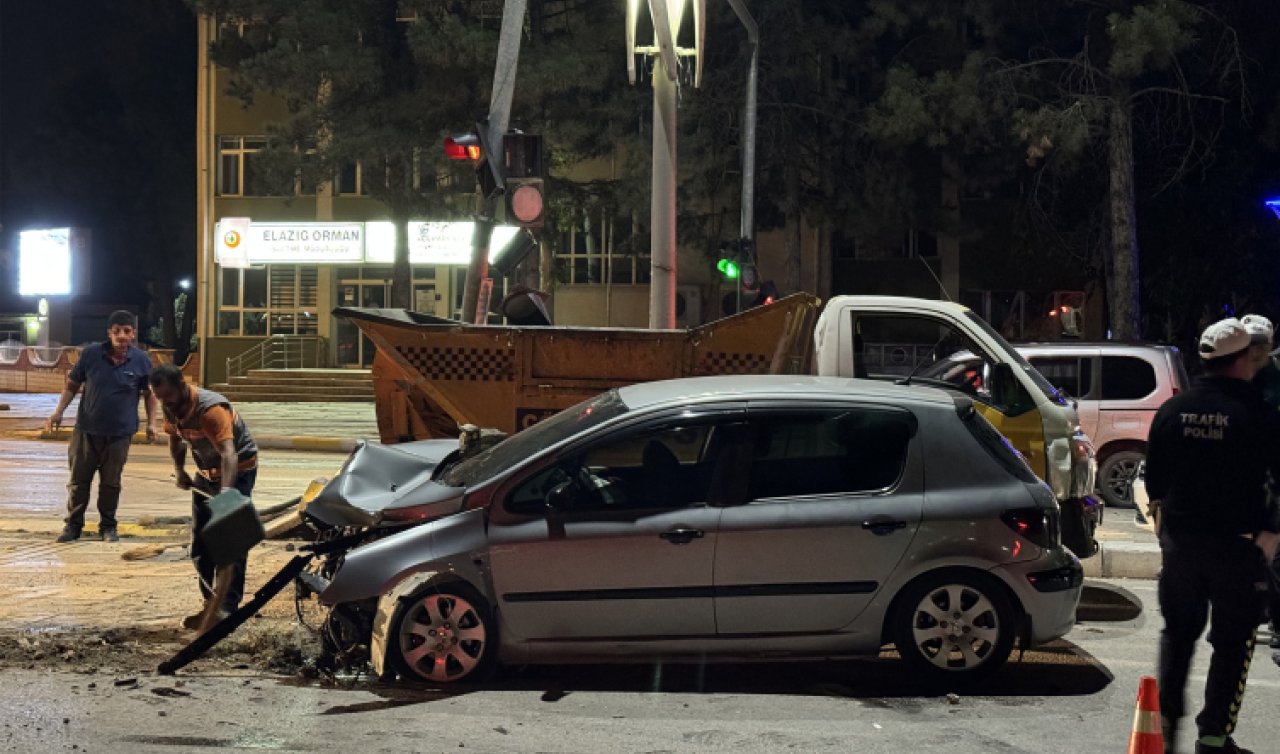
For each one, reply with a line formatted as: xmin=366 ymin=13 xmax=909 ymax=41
xmin=1242 ymin=314 xmax=1280 ymax=667
xmin=1146 ymin=318 xmax=1280 ymax=754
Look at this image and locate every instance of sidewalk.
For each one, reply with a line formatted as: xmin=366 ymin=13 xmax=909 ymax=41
xmin=1086 ymin=482 xmax=1160 ymax=579
xmin=0 ymin=392 xmax=380 ymax=452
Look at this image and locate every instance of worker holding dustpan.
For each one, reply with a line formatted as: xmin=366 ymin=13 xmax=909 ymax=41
xmin=149 ymin=364 xmax=260 ymax=631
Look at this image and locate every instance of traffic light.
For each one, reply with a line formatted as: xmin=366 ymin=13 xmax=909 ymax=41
xmin=443 ymin=134 xmax=482 ymax=161
xmin=716 ymin=257 xmax=740 ymax=279
xmin=717 ymin=238 xmax=750 ymax=282
xmin=444 ymin=125 xmax=503 ymax=199
xmin=719 ymin=238 xmax=773 ymax=315
xmin=503 ymin=132 xmax=545 ymax=229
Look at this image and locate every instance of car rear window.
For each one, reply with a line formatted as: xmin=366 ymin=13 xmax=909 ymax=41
xmin=746 ymin=408 xmax=916 ymax=499
xmin=1100 ymin=356 xmax=1157 ymax=400
xmin=958 ymin=403 xmax=1040 ymax=484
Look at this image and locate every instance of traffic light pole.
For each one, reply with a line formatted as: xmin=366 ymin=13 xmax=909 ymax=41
xmin=462 ymin=0 xmax=526 ymax=324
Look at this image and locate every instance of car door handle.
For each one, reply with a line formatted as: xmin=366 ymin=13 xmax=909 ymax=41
xmin=861 ymin=520 xmax=907 ymax=536
xmin=659 ymin=528 xmax=704 ymax=545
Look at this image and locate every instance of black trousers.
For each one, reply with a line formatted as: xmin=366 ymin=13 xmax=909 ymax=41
xmin=1158 ymin=532 xmax=1267 ymax=739
xmin=64 ymin=431 xmax=132 ymax=531
xmin=190 ymin=469 xmax=257 ymax=613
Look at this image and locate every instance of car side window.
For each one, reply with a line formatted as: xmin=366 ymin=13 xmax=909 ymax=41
xmin=745 ymin=409 xmax=914 ymax=500
xmin=1100 ymin=356 xmax=1157 ymax=400
xmin=1028 ymin=356 xmax=1093 ymax=399
xmin=852 ymin=313 xmax=1035 ymax=417
xmin=505 ymin=424 xmax=719 ymax=515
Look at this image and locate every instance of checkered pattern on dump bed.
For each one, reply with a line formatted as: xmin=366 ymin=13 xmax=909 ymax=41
xmin=693 ymin=351 xmax=772 ymax=376
xmin=398 ymin=346 xmax=516 ymax=382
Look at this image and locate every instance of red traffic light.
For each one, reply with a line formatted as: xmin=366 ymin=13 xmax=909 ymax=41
xmin=444 ymin=134 xmax=482 ymax=161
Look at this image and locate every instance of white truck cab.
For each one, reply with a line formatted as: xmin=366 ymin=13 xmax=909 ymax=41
xmin=814 ymin=296 xmax=1100 ymax=556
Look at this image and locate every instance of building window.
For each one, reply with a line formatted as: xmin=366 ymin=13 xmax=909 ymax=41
xmin=337 ymin=162 xmax=367 ymax=195
xmin=555 ymin=213 xmax=649 ymax=285
xmin=217 ymin=136 xmax=296 ymax=197
xmin=217 ymin=265 xmax=318 ymax=336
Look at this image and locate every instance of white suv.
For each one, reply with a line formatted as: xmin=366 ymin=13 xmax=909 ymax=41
xmin=1015 ymin=343 xmax=1189 ymax=507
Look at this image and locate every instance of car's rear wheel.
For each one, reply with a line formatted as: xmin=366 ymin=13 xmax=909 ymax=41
xmin=892 ymin=572 xmax=1016 ymax=683
xmin=390 ymin=582 xmax=495 ymax=684
xmin=1098 ymin=450 xmax=1145 ymax=508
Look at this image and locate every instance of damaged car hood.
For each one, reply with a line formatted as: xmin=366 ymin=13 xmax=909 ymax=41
xmin=304 ymin=439 xmax=466 ymax=528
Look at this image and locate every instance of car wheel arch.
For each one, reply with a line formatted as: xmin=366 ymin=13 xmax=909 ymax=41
xmin=1096 ymin=439 xmax=1147 ymax=465
xmin=369 ymin=569 xmax=495 ymax=680
xmin=383 ymin=576 xmax=499 ymax=684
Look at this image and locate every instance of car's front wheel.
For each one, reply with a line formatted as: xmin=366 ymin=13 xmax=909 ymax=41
xmin=390 ymin=582 xmax=495 ymax=684
xmin=891 ymin=571 xmax=1016 ymax=683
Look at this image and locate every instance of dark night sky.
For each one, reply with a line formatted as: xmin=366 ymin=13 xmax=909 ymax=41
xmin=0 ymin=1 xmax=196 ymax=312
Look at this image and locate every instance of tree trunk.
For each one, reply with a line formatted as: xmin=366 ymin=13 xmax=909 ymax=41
xmin=176 ymin=291 xmax=195 ymax=366
xmin=784 ymin=160 xmax=802 ymax=295
xmin=1107 ymin=93 xmax=1141 ymax=340
xmin=161 ymin=291 xmax=179 ymax=351
xmin=938 ymin=155 xmax=961 ymax=302
xmin=391 ymin=210 xmax=412 ymax=310
xmin=385 ymin=156 xmax=412 ymax=310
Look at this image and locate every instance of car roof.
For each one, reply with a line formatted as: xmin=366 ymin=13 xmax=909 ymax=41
xmin=616 ymin=375 xmax=958 ymax=411
xmin=1015 ymin=341 xmax=1179 ymax=352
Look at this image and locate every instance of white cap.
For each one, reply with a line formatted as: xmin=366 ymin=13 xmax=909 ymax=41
xmin=1198 ymin=318 xmax=1253 ymax=360
xmin=1241 ymin=314 xmax=1274 ymax=344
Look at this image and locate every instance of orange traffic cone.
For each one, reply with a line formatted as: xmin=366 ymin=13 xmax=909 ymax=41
xmin=1128 ymin=675 xmax=1164 ymax=754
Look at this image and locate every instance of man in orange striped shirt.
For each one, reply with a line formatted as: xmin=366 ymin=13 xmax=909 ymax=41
xmin=149 ymin=364 xmax=259 ymax=629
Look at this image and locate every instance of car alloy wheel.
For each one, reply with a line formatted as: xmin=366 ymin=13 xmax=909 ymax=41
xmin=893 ymin=571 xmax=1015 ymax=682
xmin=910 ymin=584 xmax=1001 ymax=670
xmin=1098 ymin=450 xmax=1145 ymax=508
xmin=394 ymin=584 xmax=493 ymax=684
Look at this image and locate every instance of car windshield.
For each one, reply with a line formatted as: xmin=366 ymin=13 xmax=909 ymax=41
xmin=439 ymin=390 xmax=630 ymax=488
xmin=963 ymin=311 xmax=1068 ymax=406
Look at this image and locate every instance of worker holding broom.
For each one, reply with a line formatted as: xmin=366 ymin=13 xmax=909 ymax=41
xmin=148 ymin=364 xmax=259 ymax=630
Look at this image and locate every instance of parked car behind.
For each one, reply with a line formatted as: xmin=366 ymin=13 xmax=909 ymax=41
xmin=1014 ymin=343 xmax=1189 ymax=507
xmin=301 ymin=376 xmax=1084 ymax=686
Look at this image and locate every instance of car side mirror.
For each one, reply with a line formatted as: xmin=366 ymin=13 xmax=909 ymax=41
xmin=546 ymin=480 xmax=580 ymax=512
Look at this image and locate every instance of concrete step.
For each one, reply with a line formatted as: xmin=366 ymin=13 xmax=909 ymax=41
xmin=210 ymin=383 xmax=373 ymax=398
xmin=213 ymin=390 xmax=374 ymax=403
xmin=247 ymin=368 xmax=372 ymax=379
xmin=227 ymin=376 xmax=375 ymax=389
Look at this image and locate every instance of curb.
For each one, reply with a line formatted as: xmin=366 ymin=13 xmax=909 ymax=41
xmin=12 ymin=429 xmax=363 ymax=454
xmin=1084 ymin=541 xmax=1161 ymax=580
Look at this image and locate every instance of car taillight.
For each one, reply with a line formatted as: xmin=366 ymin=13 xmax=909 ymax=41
xmin=1069 ymin=430 xmax=1094 ymax=463
xmin=1001 ymin=507 xmax=1056 ymax=549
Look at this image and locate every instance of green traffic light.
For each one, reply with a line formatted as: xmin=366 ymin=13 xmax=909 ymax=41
xmin=717 ymin=258 xmax=740 ymax=279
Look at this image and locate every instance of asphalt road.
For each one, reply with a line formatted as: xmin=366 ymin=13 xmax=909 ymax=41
xmin=2 ymin=581 xmax=1279 ymax=753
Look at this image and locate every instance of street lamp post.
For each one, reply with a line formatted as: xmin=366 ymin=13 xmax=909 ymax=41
xmin=628 ymin=0 xmax=705 ymax=329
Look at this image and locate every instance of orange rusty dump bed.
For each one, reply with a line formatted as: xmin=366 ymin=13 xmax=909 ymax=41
xmin=336 ymin=293 xmax=821 ymax=443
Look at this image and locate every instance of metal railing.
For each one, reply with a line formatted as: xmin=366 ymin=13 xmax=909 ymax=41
xmin=225 ymin=335 xmax=328 ymax=380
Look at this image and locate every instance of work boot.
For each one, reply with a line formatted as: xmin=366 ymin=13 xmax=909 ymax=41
xmin=1195 ymin=738 xmax=1253 ymax=754
xmin=55 ymin=527 xmax=81 ymax=543
xmin=100 ymin=527 xmax=119 ymax=543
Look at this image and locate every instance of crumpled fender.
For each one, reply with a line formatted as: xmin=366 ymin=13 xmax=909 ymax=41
xmin=319 ymin=508 xmax=489 ymax=606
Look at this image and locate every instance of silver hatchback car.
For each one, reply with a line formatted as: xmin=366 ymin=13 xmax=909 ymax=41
xmin=305 ymin=376 xmax=1083 ymax=685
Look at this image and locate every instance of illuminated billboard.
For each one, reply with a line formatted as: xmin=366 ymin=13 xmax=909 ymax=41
xmin=365 ymin=221 xmax=519 ymax=265
xmin=19 ymin=228 xmax=73 ymax=296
